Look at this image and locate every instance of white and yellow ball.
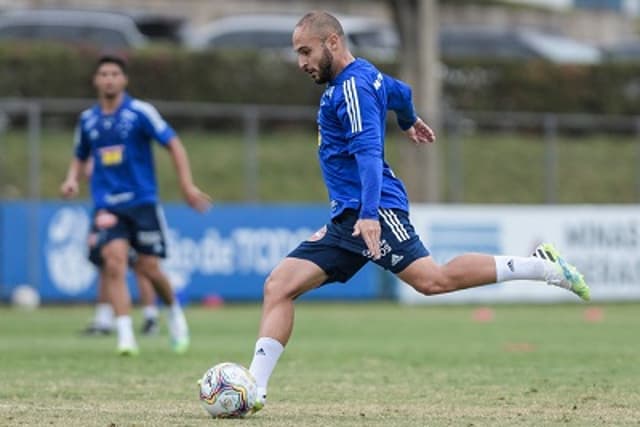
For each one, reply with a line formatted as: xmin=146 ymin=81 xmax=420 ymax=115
xmin=198 ymin=362 xmax=257 ymax=418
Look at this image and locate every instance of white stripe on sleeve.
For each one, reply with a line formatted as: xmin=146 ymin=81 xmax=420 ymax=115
xmin=131 ymin=99 xmax=168 ymax=134
xmin=342 ymin=77 xmax=362 ymax=133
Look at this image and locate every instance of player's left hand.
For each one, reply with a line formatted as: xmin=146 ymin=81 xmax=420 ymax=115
xmin=352 ymin=218 xmax=382 ymax=260
xmin=406 ymin=117 xmax=436 ymax=144
xmin=183 ymin=185 xmax=212 ymax=212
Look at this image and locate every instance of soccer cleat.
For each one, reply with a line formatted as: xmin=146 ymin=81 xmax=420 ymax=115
xmin=80 ymin=323 xmax=113 ymax=336
xmin=117 ymin=344 xmax=139 ymax=356
xmin=171 ymin=336 xmax=190 ymax=354
xmin=141 ymin=317 xmax=159 ymax=336
xmin=249 ymin=395 xmax=266 ymax=415
xmin=532 ymin=243 xmax=591 ymax=301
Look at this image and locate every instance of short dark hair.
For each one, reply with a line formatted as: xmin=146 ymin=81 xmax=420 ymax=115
xmin=296 ymin=11 xmax=345 ymax=40
xmin=95 ymin=54 xmax=128 ymax=74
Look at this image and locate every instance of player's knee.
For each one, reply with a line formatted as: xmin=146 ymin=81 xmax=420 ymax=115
xmin=411 ymin=275 xmax=454 ymax=296
xmin=135 ymin=256 xmax=160 ymax=276
xmin=101 ymin=251 xmax=127 ymax=276
xmin=263 ymin=273 xmax=296 ymax=302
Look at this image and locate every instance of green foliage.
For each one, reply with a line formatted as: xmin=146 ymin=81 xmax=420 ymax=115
xmin=443 ymin=59 xmax=640 ymax=114
xmin=1 ymin=303 xmax=639 ymax=426
xmin=3 ymin=42 xmax=640 ymax=113
xmin=0 ymin=42 xmax=322 ymax=105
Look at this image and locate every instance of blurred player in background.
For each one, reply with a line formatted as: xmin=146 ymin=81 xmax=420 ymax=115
xmin=61 ymin=54 xmax=211 ymax=355
xmin=246 ymin=10 xmax=591 ymax=413
xmin=81 ymin=158 xmax=160 ymax=337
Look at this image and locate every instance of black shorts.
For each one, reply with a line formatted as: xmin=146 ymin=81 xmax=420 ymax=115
xmin=87 ymin=203 xmax=167 ymax=265
xmin=288 ymin=208 xmax=430 ymax=284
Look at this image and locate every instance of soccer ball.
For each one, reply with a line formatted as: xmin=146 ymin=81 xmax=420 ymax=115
xmin=11 ymin=285 xmax=40 ymax=310
xmin=198 ymin=362 xmax=257 ymax=418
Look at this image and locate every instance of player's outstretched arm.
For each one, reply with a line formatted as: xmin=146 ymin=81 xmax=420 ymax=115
xmin=405 ymin=117 xmax=436 ymax=145
xmin=166 ymin=137 xmax=212 ymax=212
xmin=60 ymin=158 xmax=84 ymax=198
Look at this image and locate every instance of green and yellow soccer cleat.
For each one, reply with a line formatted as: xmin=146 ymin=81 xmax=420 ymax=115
xmin=533 ymin=243 xmax=590 ymax=301
xmin=171 ymin=336 xmax=190 ymax=355
xmin=117 ymin=345 xmax=139 ymax=356
xmin=249 ymin=398 xmax=265 ymax=415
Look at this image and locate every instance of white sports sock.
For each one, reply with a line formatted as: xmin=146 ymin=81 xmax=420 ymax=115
xmin=494 ymin=256 xmax=546 ymax=282
xmin=142 ymin=305 xmax=158 ymax=320
xmin=168 ymin=303 xmax=188 ymax=337
xmin=249 ymin=337 xmax=284 ymax=399
xmin=94 ymin=303 xmax=114 ymax=328
xmin=116 ymin=315 xmax=136 ymax=348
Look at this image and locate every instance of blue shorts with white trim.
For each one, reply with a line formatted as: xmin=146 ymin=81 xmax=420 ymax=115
xmin=288 ymin=208 xmax=430 ymax=284
xmin=88 ymin=203 xmax=167 ymax=265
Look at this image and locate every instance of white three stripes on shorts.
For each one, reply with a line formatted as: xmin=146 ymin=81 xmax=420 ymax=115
xmin=379 ymin=208 xmax=410 ymax=242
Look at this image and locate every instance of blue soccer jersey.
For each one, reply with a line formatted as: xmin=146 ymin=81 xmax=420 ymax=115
xmin=73 ymin=93 xmax=176 ymax=209
xmin=317 ymin=58 xmax=417 ymax=220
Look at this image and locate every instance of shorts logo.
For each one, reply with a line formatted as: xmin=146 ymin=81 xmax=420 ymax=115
xmin=138 ymin=231 xmax=162 ymax=245
xmin=391 ymin=254 xmax=404 ymax=267
xmin=307 ymin=225 xmax=327 ymax=242
xmin=362 ymin=239 xmax=392 ymax=259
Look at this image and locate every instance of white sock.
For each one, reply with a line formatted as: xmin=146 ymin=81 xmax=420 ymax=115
xmin=94 ymin=303 xmax=114 ymax=329
xmin=116 ymin=315 xmax=136 ymax=348
xmin=168 ymin=303 xmax=188 ymax=337
xmin=494 ymin=256 xmax=546 ymax=282
xmin=249 ymin=337 xmax=284 ymax=400
xmin=143 ymin=305 xmax=158 ymax=320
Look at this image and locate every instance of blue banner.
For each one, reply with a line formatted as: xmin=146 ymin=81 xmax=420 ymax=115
xmin=0 ymin=202 xmax=380 ymax=303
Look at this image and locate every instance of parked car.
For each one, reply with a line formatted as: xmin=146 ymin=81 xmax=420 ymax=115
xmin=440 ymin=26 xmax=602 ymax=64
xmin=0 ymin=9 xmax=148 ymax=49
xmin=185 ymin=14 xmax=399 ymax=62
xmin=186 ymin=14 xmax=599 ymax=65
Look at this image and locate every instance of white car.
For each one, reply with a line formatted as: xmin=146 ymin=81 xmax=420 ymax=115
xmin=185 ymin=13 xmax=399 ymax=62
xmin=0 ymin=9 xmax=148 ymax=49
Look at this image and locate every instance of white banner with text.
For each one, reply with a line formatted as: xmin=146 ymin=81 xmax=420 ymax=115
xmin=398 ymin=205 xmax=640 ymax=304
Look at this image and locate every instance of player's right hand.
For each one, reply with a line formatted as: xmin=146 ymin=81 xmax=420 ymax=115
xmin=352 ymin=218 xmax=382 ymax=260
xmin=60 ymin=179 xmax=79 ymax=198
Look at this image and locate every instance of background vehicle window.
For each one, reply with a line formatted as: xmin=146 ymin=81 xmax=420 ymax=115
xmin=84 ymin=28 xmax=129 ymax=48
xmin=33 ymin=25 xmax=83 ymax=43
xmin=208 ymin=31 xmax=291 ymax=49
xmin=0 ymin=25 xmax=35 ymax=39
xmin=441 ymin=32 xmax=534 ymax=60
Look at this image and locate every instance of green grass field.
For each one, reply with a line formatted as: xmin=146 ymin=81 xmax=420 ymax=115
xmin=1 ymin=303 xmax=639 ymax=426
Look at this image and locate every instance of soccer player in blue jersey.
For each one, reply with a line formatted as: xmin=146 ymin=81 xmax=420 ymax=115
xmin=81 ymin=159 xmax=160 ymax=337
xmin=60 ymin=55 xmax=211 ymax=355
xmin=246 ymin=11 xmax=590 ymax=413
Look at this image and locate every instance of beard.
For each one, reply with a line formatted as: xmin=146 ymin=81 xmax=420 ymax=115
xmin=314 ymin=45 xmax=334 ymax=84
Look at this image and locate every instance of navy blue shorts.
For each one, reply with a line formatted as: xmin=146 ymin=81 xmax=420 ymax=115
xmin=288 ymin=208 xmax=430 ymax=284
xmin=88 ymin=245 xmax=138 ymax=268
xmin=87 ymin=203 xmax=167 ymax=265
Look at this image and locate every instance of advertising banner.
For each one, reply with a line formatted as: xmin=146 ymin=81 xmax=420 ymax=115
xmin=1 ymin=202 xmax=379 ymax=303
xmin=398 ymin=205 xmax=640 ymax=304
